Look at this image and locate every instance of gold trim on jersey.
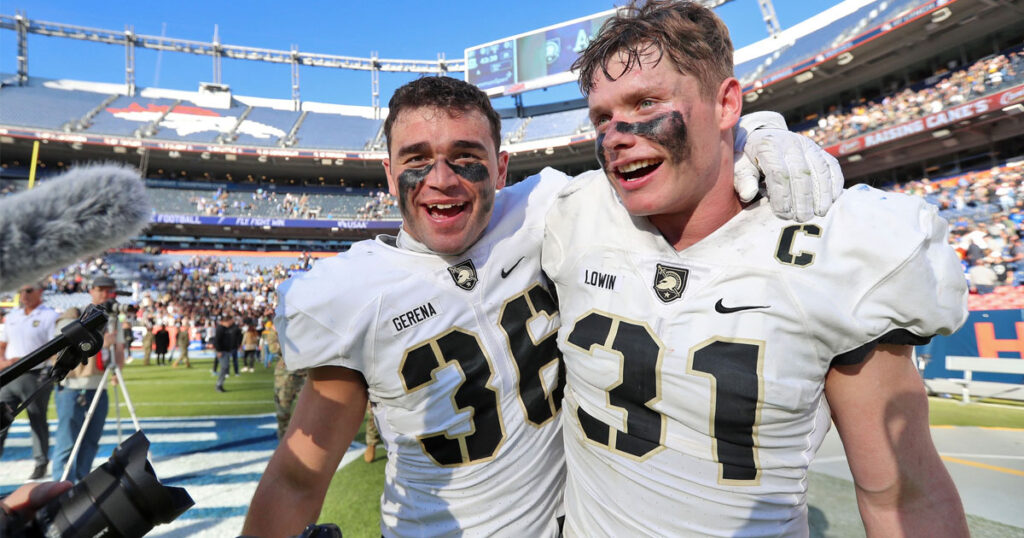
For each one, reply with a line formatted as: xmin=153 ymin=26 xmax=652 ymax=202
xmin=775 ymin=224 xmax=822 ymax=267
xmin=398 ymin=326 xmax=507 ymax=467
xmin=566 ymin=309 xmax=667 ymax=462
xmin=498 ymin=283 xmax=563 ymax=428
xmin=687 ymin=336 xmax=766 ymax=486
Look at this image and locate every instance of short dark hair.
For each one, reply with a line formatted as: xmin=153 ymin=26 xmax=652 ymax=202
xmin=573 ymin=0 xmax=734 ymax=99
xmin=383 ymin=76 xmax=502 ymax=154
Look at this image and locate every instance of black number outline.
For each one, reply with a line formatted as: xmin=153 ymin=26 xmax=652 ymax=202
xmin=687 ymin=336 xmax=765 ymax=486
xmin=498 ymin=283 xmax=564 ymax=428
xmin=397 ymin=284 xmax=565 ymax=467
xmin=564 ymin=312 xmax=766 ymax=481
xmin=565 ymin=310 xmax=666 ymax=461
xmin=399 ymin=327 xmax=506 ymax=467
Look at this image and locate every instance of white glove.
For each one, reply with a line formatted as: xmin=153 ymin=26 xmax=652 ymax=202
xmin=733 ymin=111 xmax=844 ymax=222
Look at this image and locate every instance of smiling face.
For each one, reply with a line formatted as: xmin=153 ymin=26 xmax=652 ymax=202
xmin=587 ymin=50 xmax=741 ymax=239
xmin=383 ymin=106 xmax=508 ymax=255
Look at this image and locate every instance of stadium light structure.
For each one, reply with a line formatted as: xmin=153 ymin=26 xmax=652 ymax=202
xmin=756 ymin=0 xmax=783 ymax=37
xmin=0 ymin=14 xmax=465 ymax=115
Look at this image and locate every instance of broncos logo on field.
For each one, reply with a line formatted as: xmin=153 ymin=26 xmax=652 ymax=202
xmin=653 ymin=263 xmax=688 ymax=303
xmin=447 ymin=260 xmax=479 ymax=291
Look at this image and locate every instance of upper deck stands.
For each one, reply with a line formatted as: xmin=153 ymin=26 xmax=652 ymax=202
xmin=0 ymin=83 xmax=107 ymax=129
xmin=291 ymin=112 xmax=381 ymax=150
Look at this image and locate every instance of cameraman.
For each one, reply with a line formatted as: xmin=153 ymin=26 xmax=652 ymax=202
xmin=52 ymin=276 xmax=125 ymax=482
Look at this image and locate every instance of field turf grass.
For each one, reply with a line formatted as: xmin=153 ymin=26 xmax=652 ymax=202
xmin=928 ymin=397 xmax=1024 ymax=428
xmin=22 ymin=356 xmax=278 ymax=420
xmin=318 ymin=446 xmax=387 ymax=537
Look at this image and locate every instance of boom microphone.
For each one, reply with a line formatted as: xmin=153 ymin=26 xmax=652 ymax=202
xmin=0 ymin=163 xmax=151 ymax=292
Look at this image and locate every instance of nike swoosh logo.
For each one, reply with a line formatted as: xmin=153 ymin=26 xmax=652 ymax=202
xmin=501 ymin=256 xmax=526 ymax=279
xmin=715 ymin=299 xmax=770 ymax=314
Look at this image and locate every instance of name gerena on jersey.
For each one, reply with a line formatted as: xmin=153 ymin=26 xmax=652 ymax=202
xmin=392 ymin=302 xmax=440 ymax=334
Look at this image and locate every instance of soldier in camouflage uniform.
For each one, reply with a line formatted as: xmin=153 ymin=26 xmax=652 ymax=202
xmin=141 ymin=321 xmax=154 ymax=366
xmin=274 ymin=358 xmax=307 ymax=440
xmin=269 ymin=322 xmax=308 ymax=439
xmin=364 ymin=403 xmax=380 ymax=463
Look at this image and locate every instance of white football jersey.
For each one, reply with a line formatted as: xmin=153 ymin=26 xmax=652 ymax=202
xmin=277 ymin=168 xmax=575 ymax=537
xmin=543 ymin=176 xmax=968 ymax=537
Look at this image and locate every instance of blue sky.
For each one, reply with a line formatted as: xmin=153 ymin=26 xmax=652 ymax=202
xmin=0 ymin=0 xmax=844 ymax=108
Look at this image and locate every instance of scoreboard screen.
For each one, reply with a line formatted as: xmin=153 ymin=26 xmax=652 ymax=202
xmin=466 ymin=40 xmax=516 ymax=91
xmin=465 ymin=9 xmax=617 ymax=96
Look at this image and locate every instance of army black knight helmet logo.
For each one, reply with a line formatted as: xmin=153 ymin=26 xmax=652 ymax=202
xmin=653 ymin=264 xmax=688 ymax=303
xmin=448 ymin=260 xmax=479 ymax=291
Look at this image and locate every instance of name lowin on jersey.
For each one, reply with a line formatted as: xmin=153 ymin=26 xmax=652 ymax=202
xmin=543 ymin=177 xmax=967 ymax=537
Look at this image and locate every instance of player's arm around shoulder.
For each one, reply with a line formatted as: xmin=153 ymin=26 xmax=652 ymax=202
xmin=243 ymin=365 xmax=369 ymax=537
xmin=824 ymin=344 xmax=968 ymax=537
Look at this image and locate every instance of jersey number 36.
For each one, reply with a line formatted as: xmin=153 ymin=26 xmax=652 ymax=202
xmin=399 ymin=284 xmax=563 ymax=466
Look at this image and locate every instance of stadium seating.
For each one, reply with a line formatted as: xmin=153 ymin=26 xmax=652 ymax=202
xmin=518 ymin=108 xmax=590 ymax=142
xmin=735 ymin=0 xmax=926 ymax=86
xmin=0 ymin=83 xmax=109 ymax=130
xmin=235 ymin=107 xmax=302 ymax=147
xmin=147 ymin=184 xmax=399 ymax=220
xmin=291 ymin=112 xmax=381 ymax=150
xmin=501 ymin=117 xmax=526 ymax=144
xmin=797 ymin=48 xmax=1024 ymax=146
xmin=87 ymin=95 xmax=182 ymax=137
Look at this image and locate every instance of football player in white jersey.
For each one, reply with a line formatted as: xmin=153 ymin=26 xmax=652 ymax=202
xmin=543 ymin=2 xmax=970 ymax=537
xmin=243 ymin=75 xmax=845 ymax=537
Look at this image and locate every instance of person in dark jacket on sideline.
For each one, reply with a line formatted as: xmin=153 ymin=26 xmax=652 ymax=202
xmin=153 ymin=325 xmax=170 ymax=366
xmin=214 ymin=314 xmax=240 ymax=393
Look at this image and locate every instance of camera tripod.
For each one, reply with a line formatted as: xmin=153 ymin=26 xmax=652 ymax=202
xmin=60 ymin=344 xmax=143 ymax=483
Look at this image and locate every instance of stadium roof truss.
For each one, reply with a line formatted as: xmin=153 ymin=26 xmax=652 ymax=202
xmin=0 ymin=2 xmax=758 ymax=103
xmin=0 ymin=13 xmax=467 ymax=113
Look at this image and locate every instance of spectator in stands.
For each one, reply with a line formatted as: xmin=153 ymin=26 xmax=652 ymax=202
xmin=801 ymin=48 xmax=1024 ymax=147
xmin=968 ymin=257 xmax=999 ymax=295
xmin=1006 ymin=235 xmax=1024 ymax=285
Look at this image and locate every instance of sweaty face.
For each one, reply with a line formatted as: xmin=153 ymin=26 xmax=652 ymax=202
xmin=384 ymin=107 xmax=508 ymax=255
xmin=588 ymin=52 xmax=734 ymax=222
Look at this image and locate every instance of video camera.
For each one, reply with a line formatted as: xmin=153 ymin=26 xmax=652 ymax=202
xmin=1 ymin=432 xmax=193 ymax=537
xmin=0 ymin=305 xmax=194 ymax=537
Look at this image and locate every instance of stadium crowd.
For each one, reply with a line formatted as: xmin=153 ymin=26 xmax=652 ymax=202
xmin=800 ymin=48 xmax=1023 ymax=147
xmin=3 ymin=159 xmax=1024 ymax=323
xmin=887 ymin=159 xmax=1024 ymax=309
xmin=184 ymin=187 xmax=398 ymax=220
xmin=4 ymin=254 xmax=314 ymax=359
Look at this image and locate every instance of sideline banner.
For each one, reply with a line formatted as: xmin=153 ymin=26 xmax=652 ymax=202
xmin=919 ymin=309 xmax=1024 ymax=384
xmin=150 ymin=213 xmax=398 ymax=230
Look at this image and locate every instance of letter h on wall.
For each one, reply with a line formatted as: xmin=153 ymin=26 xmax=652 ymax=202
xmin=973 ymin=322 xmax=1024 ymax=358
